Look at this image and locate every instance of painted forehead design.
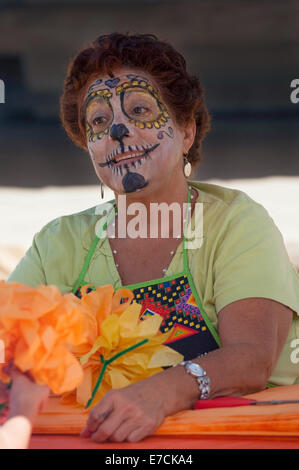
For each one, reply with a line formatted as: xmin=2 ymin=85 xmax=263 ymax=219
xmin=86 ymin=73 xmax=154 ymax=97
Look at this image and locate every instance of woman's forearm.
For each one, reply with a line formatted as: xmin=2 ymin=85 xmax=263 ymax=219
xmin=156 ymin=343 xmax=271 ymax=417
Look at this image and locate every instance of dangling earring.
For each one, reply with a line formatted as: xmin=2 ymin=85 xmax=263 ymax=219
xmin=100 ymin=181 xmax=105 ymax=200
xmin=183 ymin=153 xmax=192 ymax=178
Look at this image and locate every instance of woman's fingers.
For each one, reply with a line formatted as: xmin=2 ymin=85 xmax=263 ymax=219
xmin=126 ymin=426 xmax=151 ymax=443
xmin=80 ymin=426 xmax=92 ymax=438
xmin=90 ymin=408 xmax=128 ymax=443
xmin=110 ymin=421 xmax=144 ymax=443
xmin=82 ymin=381 xmax=167 ymax=443
xmin=85 ymin=405 xmax=113 ymax=434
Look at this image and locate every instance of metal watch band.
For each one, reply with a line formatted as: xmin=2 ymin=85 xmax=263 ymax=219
xmin=174 ymin=353 xmax=211 ymax=400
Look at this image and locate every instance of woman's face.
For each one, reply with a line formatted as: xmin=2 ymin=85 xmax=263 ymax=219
xmin=83 ymin=67 xmax=194 ymax=195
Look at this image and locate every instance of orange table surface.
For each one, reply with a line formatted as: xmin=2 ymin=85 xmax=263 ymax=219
xmin=33 ymin=385 xmax=299 ymax=438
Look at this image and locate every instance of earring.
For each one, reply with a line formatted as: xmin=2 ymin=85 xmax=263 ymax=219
xmin=183 ymin=153 xmax=192 ymax=178
xmin=100 ymin=181 xmax=105 ymax=200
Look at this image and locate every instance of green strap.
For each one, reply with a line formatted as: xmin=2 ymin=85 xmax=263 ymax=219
xmin=72 ymin=204 xmax=117 ymax=295
xmin=73 ymin=236 xmax=101 ymax=294
xmin=183 ymin=186 xmax=221 ymax=346
xmin=182 ymin=186 xmax=192 ymax=273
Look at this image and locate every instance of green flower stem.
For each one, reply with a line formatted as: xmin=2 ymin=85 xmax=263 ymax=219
xmin=85 ymin=338 xmax=149 ymax=409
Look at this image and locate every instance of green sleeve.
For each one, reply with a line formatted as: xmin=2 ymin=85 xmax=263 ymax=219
xmin=6 ymin=230 xmax=47 ymax=288
xmin=213 ymin=198 xmax=299 ymax=316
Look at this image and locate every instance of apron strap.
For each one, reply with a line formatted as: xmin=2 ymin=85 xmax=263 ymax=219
xmin=72 ymin=202 xmax=117 ymax=294
xmin=183 ymin=185 xmax=192 ymax=273
xmin=73 ymin=187 xmax=192 ymax=294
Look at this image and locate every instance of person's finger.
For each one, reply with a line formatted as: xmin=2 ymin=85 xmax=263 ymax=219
xmin=80 ymin=426 xmax=92 ymax=438
xmin=85 ymin=404 xmax=113 ymax=434
xmin=126 ymin=426 xmax=152 ymax=443
xmin=90 ymin=408 xmax=128 ymax=443
xmin=110 ymin=419 xmax=143 ymax=443
xmin=0 ymin=416 xmax=32 ymax=449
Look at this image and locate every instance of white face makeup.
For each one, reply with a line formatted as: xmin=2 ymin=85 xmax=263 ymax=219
xmin=84 ymin=68 xmax=186 ymax=195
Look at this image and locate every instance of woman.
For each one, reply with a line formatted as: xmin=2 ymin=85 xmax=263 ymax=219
xmin=5 ymin=33 xmax=299 ymax=443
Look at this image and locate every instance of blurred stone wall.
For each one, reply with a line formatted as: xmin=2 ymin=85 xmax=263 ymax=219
xmin=0 ymin=0 xmax=298 ymax=186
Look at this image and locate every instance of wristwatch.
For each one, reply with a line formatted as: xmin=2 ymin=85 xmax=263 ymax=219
xmin=175 ymin=359 xmax=211 ymax=400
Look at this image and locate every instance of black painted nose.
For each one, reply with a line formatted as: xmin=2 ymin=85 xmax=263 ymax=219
xmin=110 ymin=123 xmax=129 ymax=142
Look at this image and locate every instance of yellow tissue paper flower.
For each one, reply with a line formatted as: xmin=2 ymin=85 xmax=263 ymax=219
xmin=75 ymin=301 xmax=183 ymax=407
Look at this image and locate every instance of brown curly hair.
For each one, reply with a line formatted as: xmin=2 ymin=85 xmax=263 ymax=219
xmin=60 ymin=32 xmax=211 ymax=167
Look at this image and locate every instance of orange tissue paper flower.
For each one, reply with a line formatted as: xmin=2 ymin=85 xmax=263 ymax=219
xmin=0 ymin=281 xmax=183 ymax=403
xmin=0 ymin=281 xmax=134 ymax=394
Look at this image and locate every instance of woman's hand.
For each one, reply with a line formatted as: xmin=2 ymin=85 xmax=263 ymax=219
xmin=4 ymin=361 xmax=50 ymax=424
xmin=81 ymin=376 xmax=169 ymax=443
xmin=81 ymin=380 xmax=166 ymax=443
xmin=80 ymin=364 xmax=198 ymax=443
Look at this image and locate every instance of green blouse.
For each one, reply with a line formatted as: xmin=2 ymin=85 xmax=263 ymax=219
xmin=7 ymin=180 xmax=299 ymax=385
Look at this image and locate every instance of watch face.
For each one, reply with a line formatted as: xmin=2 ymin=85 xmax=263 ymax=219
xmin=186 ymin=363 xmax=205 ymax=377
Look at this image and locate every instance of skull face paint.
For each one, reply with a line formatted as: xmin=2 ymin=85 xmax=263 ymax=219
xmin=85 ymin=89 xmax=113 ymax=143
xmin=84 ymin=69 xmax=185 ymax=195
xmin=115 ymin=78 xmax=169 ymax=131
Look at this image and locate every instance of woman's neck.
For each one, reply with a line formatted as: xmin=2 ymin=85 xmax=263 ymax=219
xmin=112 ymin=176 xmax=197 ymax=239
